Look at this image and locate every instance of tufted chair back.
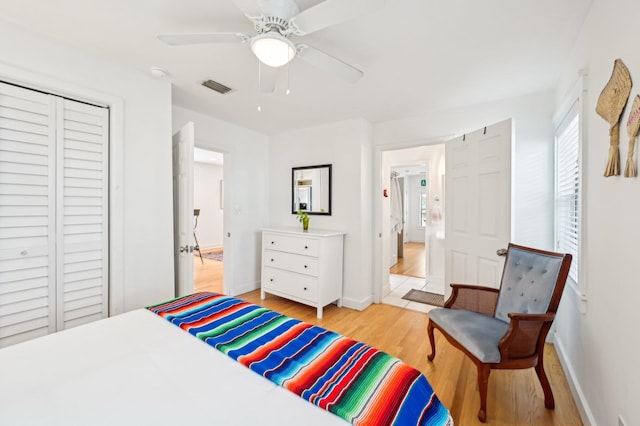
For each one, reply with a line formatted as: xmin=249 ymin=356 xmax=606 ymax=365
xmin=494 ymin=245 xmax=565 ymax=323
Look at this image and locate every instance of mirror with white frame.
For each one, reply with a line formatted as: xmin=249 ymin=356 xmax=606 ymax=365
xmin=291 ymin=164 xmax=332 ymax=215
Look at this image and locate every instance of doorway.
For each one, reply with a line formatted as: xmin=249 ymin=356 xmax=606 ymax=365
xmin=192 ymin=147 xmax=224 ymax=294
xmin=380 ymin=144 xmax=446 ymax=313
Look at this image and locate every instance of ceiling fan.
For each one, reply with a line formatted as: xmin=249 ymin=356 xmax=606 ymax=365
xmin=157 ymin=0 xmax=383 ymax=92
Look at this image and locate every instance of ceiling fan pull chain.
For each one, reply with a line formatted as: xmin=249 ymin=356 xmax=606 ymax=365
xmin=257 ymin=60 xmax=262 ymax=112
xmin=286 ymin=51 xmax=291 ymax=95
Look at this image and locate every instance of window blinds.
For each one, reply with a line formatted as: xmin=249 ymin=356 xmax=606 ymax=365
xmin=555 ymin=111 xmax=580 ymax=283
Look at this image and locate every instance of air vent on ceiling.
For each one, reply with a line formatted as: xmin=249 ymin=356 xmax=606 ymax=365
xmin=202 ymin=79 xmax=233 ymax=95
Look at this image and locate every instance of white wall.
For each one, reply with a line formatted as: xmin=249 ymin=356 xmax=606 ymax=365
xmin=193 ymin=162 xmax=223 ymax=250
xmin=553 ymin=1 xmax=640 ymax=424
xmin=0 ymin=20 xmax=175 ymax=313
xmin=268 ymin=118 xmax=374 ymax=310
xmin=172 ymin=105 xmax=269 ymax=296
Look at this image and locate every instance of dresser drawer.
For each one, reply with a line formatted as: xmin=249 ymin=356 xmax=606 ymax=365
xmin=263 ymin=250 xmax=319 ymax=276
xmin=262 ymin=267 xmax=318 ymax=302
xmin=263 ymin=233 xmax=319 ymax=257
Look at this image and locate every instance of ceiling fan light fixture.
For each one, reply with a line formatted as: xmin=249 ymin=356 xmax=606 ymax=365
xmin=250 ymin=32 xmax=296 ymax=67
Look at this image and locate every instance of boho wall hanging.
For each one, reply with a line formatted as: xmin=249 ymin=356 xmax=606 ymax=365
xmin=624 ymin=95 xmax=640 ymax=177
xmin=596 ymin=58 xmax=632 ymax=177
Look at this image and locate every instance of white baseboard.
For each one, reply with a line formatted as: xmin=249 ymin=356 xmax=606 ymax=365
xmin=231 ymin=281 xmax=260 ymax=297
xmin=342 ymin=294 xmax=373 ymax=311
xmin=551 ymin=332 xmax=596 ymax=426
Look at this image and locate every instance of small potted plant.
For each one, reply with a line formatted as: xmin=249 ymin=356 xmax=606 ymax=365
xmin=297 ymin=209 xmax=309 ymax=231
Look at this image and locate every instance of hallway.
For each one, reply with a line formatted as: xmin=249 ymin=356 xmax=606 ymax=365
xmin=384 ymin=242 xmax=443 ymax=313
xmin=390 ymin=242 xmax=425 ymax=278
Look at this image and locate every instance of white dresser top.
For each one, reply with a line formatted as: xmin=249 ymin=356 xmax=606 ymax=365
xmin=263 ymin=227 xmax=346 ymax=237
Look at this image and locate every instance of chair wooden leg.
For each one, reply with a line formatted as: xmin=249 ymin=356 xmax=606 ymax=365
xmin=427 ymin=320 xmax=436 ymax=361
xmin=477 ymin=364 xmax=491 ymax=422
xmin=535 ymin=353 xmax=555 ymax=409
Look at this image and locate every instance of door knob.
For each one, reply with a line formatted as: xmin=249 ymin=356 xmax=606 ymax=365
xmin=496 ymin=248 xmax=507 ymax=257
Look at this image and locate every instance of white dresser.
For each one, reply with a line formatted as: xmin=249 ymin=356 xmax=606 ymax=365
xmin=261 ymin=228 xmax=345 ymax=319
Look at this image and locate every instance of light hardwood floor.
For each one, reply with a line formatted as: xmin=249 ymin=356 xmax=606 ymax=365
xmin=390 ymin=242 xmax=426 ymax=277
xmin=193 ymin=249 xmax=223 ymax=294
xmin=193 ymin=255 xmax=582 ymax=425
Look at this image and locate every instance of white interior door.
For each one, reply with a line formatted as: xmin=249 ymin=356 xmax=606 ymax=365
xmin=172 ymin=122 xmax=194 ymax=297
xmin=0 ymin=83 xmax=57 ymax=347
xmin=56 ymin=98 xmax=109 ymax=331
xmin=444 ymin=119 xmax=512 ymax=298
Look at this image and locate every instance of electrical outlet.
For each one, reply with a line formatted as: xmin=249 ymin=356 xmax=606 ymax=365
xmin=618 ymin=415 xmax=626 ymax=426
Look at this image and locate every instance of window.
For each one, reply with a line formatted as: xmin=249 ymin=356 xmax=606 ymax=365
xmin=555 ymin=108 xmax=580 ymax=284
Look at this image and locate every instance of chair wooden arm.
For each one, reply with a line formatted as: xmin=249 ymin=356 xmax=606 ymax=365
xmin=446 ymin=284 xmax=500 ymax=316
xmin=498 ymin=312 xmax=556 ymax=360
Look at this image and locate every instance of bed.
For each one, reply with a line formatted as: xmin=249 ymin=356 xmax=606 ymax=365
xmin=0 ymin=292 xmax=452 ymax=425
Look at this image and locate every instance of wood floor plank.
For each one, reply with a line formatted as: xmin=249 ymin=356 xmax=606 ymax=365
xmin=390 ymin=242 xmax=426 ymax=277
xmin=193 ymin=249 xmax=223 ymax=293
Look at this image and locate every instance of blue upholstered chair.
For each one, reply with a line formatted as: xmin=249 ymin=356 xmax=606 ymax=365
xmin=427 ymin=243 xmax=572 ymax=422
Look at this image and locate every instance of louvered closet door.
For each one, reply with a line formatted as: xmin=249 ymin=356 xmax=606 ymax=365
xmin=0 ymin=82 xmax=57 ymax=347
xmin=56 ymin=99 xmax=108 ymax=331
xmin=0 ymin=83 xmax=109 ymax=348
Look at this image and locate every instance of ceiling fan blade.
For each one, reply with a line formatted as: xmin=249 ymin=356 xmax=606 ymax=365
xmin=292 ymin=0 xmax=384 ymax=35
xmin=231 ymin=0 xmax=262 ymax=17
xmin=258 ymin=64 xmax=283 ymax=94
xmin=157 ymin=33 xmax=249 ymax=46
xmin=297 ymin=44 xmax=363 ymax=83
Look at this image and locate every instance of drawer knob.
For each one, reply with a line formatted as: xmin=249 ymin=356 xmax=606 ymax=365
xmin=304 ymin=245 xmax=308 ymax=249
xmin=271 ymin=258 xmax=274 ymax=262
xmin=270 ymin=278 xmax=274 ymax=282
xmin=303 ymin=287 xmax=307 ymax=291
xmin=304 ymin=265 xmax=308 ymax=268
xmin=271 ymin=241 xmax=275 ymax=244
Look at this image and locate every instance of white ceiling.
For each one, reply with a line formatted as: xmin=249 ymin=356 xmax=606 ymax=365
xmin=0 ymin=0 xmax=592 ymax=136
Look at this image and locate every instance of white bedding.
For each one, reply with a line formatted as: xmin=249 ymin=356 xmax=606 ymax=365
xmin=0 ymin=309 xmax=346 ymax=425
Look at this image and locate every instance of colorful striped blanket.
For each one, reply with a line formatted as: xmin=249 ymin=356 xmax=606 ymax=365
xmin=147 ymin=292 xmax=452 ymax=426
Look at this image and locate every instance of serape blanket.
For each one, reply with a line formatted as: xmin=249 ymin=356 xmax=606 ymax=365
xmin=147 ymin=292 xmax=452 ymax=426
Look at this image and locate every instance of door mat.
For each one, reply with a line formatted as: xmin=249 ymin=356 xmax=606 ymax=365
xmin=401 ymin=289 xmax=444 ymax=307
xmin=200 ymin=251 xmax=223 ymax=262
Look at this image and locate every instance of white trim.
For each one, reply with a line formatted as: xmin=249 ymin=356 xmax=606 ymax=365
xmin=228 ymin=280 xmax=260 ymax=297
xmin=553 ymin=69 xmax=588 ymax=312
xmin=341 ymin=294 xmax=373 ymax=311
xmin=108 ymin=101 xmax=124 ymax=316
xmin=566 ymin=276 xmax=587 ymax=314
xmin=550 ymin=332 xmax=596 ymax=426
xmin=0 ymin=60 xmax=125 ymax=316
